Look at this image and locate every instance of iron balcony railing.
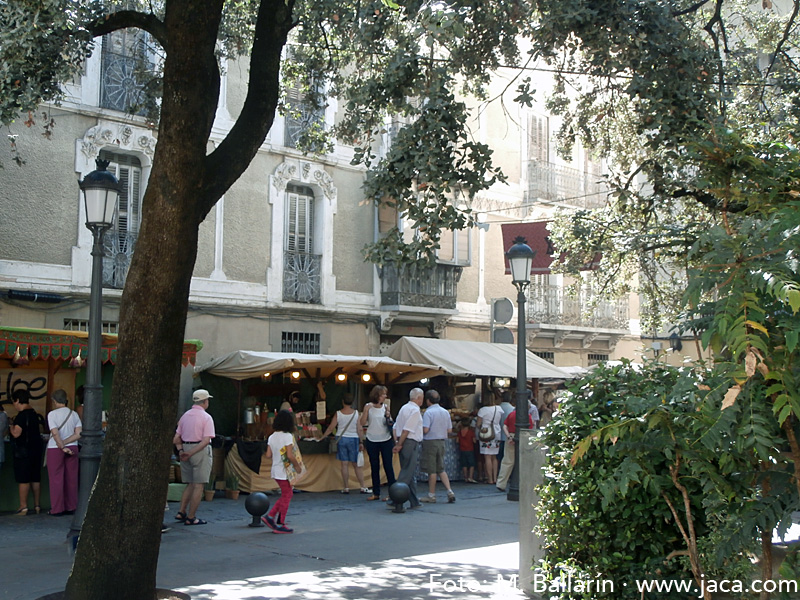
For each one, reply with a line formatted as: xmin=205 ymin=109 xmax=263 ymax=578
xmin=283 ymin=251 xmax=322 ymax=304
xmin=102 ymin=232 xmax=137 ymax=290
xmin=380 ymin=262 xmax=462 ymax=310
xmin=527 ymin=284 xmax=629 ymax=330
xmin=527 ymin=160 xmax=609 ymax=209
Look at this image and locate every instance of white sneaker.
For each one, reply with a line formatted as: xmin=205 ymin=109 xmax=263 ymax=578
xmin=420 ymin=495 xmax=437 ymax=503
xmin=447 ymin=490 xmax=456 ymax=503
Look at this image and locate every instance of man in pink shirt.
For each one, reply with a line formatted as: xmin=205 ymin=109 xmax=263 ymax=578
xmin=172 ymin=389 xmax=216 ymax=525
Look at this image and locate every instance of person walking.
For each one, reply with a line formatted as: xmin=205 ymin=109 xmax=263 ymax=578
xmin=173 ymin=389 xmax=216 ymax=526
xmin=46 ymin=389 xmax=82 ymax=516
xmin=388 ymin=387 xmax=424 ymax=510
xmin=263 ymin=410 xmax=303 ymax=533
xmin=320 ymin=395 xmax=369 ymax=494
xmin=419 ymin=390 xmax=455 ymax=503
xmin=9 ymin=389 xmax=44 ymax=515
xmin=359 ymin=385 xmax=395 ymax=501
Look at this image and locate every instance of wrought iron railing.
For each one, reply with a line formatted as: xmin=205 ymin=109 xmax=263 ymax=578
xmin=527 ymin=161 xmax=609 ymax=209
xmin=380 ymin=262 xmax=462 ymax=309
xmin=102 ymin=232 xmax=137 ymax=290
xmin=283 ymin=252 xmax=322 ymax=303
xmin=526 ymin=284 xmax=629 ymax=330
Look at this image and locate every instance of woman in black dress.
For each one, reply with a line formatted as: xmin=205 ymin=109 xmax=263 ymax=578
xmin=10 ymin=389 xmax=44 ymax=515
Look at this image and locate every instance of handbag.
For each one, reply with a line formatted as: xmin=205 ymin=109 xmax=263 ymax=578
xmin=478 ymin=407 xmax=499 ymax=442
xmin=329 ymin=412 xmax=356 ymax=454
xmin=357 ymin=450 xmax=365 ymax=467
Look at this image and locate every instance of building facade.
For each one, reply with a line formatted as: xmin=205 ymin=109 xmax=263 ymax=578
xmin=0 ymin=35 xmax=646 ymax=393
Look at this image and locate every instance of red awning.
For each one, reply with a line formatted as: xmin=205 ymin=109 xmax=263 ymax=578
xmin=500 ymin=221 xmax=600 ymax=275
xmin=0 ymin=327 xmax=202 ymax=367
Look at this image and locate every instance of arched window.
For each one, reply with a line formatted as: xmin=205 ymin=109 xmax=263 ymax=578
xmin=283 ymin=184 xmax=321 ymax=303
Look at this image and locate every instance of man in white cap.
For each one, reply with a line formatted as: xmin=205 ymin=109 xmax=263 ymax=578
xmin=173 ymin=389 xmax=216 ymax=525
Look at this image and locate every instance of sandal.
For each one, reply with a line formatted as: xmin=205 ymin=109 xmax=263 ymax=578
xmin=340 ymin=489 xmax=350 ymax=494
xmin=174 ymin=511 xmax=187 ymax=521
xmin=14 ymin=507 xmax=28 ymax=516
xmin=34 ymin=506 xmax=41 ymax=514
xmin=184 ymin=517 xmax=208 ymax=526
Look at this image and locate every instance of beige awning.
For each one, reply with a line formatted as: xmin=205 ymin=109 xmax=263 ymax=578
xmin=383 ymin=336 xmax=572 ymax=379
xmin=194 ymin=350 xmax=445 ymax=385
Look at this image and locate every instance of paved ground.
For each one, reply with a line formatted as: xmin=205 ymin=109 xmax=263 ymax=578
xmin=0 ymin=482 xmax=528 ymax=600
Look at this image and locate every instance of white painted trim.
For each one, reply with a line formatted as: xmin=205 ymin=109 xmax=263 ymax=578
xmin=210 ymin=196 xmax=226 ymax=280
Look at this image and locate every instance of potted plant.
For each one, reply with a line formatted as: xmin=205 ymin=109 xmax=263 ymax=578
xmin=225 ymin=474 xmax=240 ymax=500
xmin=204 ymin=478 xmax=216 ymax=502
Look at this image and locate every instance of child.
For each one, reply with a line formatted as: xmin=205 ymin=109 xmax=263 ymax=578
xmin=458 ymin=418 xmax=477 ymax=483
xmin=263 ymin=410 xmax=302 ymax=533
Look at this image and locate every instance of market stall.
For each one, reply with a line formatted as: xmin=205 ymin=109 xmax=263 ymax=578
xmin=0 ymin=326 xmax=202 ymax=511
xmin=194 ymin=350 xmax=444 ymax=492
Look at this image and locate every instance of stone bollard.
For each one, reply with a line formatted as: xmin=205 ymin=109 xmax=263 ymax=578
xmin=518 ymin=431 xmax=547 ymax=598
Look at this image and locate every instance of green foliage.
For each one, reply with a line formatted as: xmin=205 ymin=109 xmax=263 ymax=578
xmin=537 ymin=361 xmax=694 ymax=599
xmin=0 ymin=0 xmax=102 ymax=124
xmin=539 ymin=360 xmax=791 ymax=598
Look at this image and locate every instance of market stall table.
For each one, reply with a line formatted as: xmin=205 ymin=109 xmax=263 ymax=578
xmin=225 ymin=441 xmax=401 ymax=493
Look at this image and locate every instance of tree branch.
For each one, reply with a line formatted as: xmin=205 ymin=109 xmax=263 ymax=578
xmin=203 ymin=0 xmax=297 ymax=209
xmin=87 ymin=10 xmax=168 ymax=51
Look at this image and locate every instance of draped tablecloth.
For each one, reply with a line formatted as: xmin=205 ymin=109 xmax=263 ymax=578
xmin=225 ymin=443 xmax=401 ymax=493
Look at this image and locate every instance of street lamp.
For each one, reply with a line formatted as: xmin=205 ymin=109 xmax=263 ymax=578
xmin=69 ymin=159 xmax=121 ymax=540
xmin=505 ymin=236 xmax=535 ymax=502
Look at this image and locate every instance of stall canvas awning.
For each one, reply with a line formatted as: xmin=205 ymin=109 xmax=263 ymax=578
xmin=384 ymin=336 xmax=572 ymax=379
xmin=194 ymin=350 xmax=445 ymax=384
xmin=0 ymin=326 xmax=203 ymax=366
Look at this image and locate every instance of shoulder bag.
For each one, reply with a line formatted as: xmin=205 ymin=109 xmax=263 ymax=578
xmin=329 ymin=412 xmax=356 ymax=454
xmin=478 ymin=407 xmax=499 ymax=442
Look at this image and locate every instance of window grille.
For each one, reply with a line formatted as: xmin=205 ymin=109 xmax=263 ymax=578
xmin=100 ymin=28 xmax=153 ymax=115
xmin=63 ymin=319 xmax=119 ymax=335
xmin=533 ymin=351 xmax=555 ymax=364
xmin=99 ymin=150 xmax=142 ymax=289
xmin=281 ymin=332 xmax=320 ymax=354
xmin=283 ymin=85 xmax=326 ymax=150
xmin=587 ymin=353 xmax=609 ymax=365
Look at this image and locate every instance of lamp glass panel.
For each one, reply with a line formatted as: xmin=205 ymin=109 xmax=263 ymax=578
xmin=509 ymin=255 xmax=532 ymax=283
xmin=84 ymin=188 xmax=119 ymax=226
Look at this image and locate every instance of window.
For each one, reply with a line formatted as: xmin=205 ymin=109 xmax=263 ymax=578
xmin=528 ymin=114 xmax=549 ymax=163
xmin=99 ymin=150 xmax=143 ymax=289
xmin=283 ymin=184 xmax=321 ymax=303
xmin=63 ymin=319 xmax=119 ymax=335
xmin=437 ymin=228 xmax=471 ymax=266
xmin=533 ymin=351 xmax=555 ymax=364
xmin=588 ymin=353 xmax=609 ymax=365
xmin=100 ymin=27 xmax=153 ymax=115
xmin=283 ymin=85 xmax=326 ymax=151
xmin=281 ymin=332 xmax=320 ymax=354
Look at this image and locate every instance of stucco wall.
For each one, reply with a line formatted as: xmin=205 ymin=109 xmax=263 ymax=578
xmin=0 ymin=109 xmax=94 ymax=265
xmin=331 ymin=168 xmax=374 ymax=294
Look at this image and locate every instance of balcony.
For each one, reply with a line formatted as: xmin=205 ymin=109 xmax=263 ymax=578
xmin=102 ymin=232 xmax=137 ymax=290
xmin=379 ymin=262 xmax=462 ymax=333
xmin=526 ymin=284 xmax=629 ymax=349
xmin=527 ymin=160 xmax=609 ymax=209
xmin=283 ymin=252 xmax=322 ymax=304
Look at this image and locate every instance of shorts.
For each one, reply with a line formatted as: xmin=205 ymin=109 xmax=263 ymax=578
xmin=420 ymin=439 xmax=446 ymax=474
xmin=336 ymin=436 xmax=360 ymax=463
xmin=180 ymin=443 xmax=212 ymax=484
xmin=459 ymin=450 xmax=476 ymax=469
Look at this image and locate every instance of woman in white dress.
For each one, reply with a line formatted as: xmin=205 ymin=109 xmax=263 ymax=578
xmin=476 ymin=398 xmax=502 ymax=485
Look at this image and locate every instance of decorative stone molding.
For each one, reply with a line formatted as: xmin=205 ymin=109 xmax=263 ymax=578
xmin=79 ymin=121 xmax=157 ymax=162
xmin=582 ymin=333 xmax=599 ymax=349
xmin=553 ymin=330 xmax=569 ymax=348
xmin=429 ymin=315 xmax=450 ymax=336
xmin=273 ymin=162 xmax=297 ymax=194
xmin=313 ymin=168 xmax=337 ymax=201
xmin=380 ymin=311 xmax=398 ymax=332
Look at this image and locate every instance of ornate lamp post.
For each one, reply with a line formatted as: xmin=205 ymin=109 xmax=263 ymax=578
xmin=69 ymin=159 xmax=121 ymax=539
xmin=505 ymin=236 xmax=535 ymax=502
